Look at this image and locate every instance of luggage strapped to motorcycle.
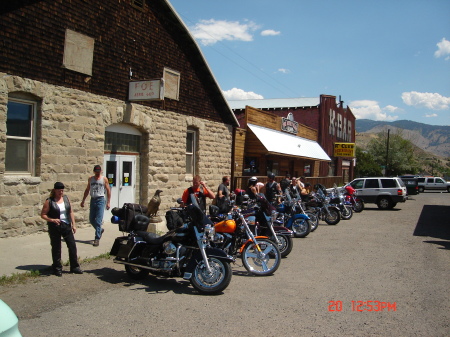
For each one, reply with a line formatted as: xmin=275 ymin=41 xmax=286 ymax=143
xmin=116 ymin=203 xmax=148 ymax=232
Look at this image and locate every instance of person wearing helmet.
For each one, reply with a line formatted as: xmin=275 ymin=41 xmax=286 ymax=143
xmin=265 ymin=172 xmax=281 ymax=203
xmin=246 ymin=176 xmax=260 ymax=200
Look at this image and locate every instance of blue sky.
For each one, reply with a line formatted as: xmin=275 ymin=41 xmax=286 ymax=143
xmin=168 ymin=0 xmax=450 ymax=126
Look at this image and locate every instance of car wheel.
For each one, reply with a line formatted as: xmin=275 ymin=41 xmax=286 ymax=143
xmin=418 ymin=187 xmax=424 ymax=193
xmin=377 ymin=197 xmax=392 ymax=210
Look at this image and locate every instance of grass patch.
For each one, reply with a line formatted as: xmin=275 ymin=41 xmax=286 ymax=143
xmin=1 ymin=253 xmax=111 ymax=287
xmin=0 ymin=270 xmax=41 ymax=286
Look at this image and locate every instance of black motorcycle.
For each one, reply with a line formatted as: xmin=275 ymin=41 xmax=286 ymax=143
xmin=110 ymin=195 xmax=233 ymax=294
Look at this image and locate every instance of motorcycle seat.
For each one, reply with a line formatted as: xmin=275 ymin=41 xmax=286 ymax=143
xmin=135 ymin=231 xmax=165 ymax=245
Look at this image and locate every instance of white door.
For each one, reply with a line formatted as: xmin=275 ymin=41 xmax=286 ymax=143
xmin=103 ymin=154 xmax=136 ymax=222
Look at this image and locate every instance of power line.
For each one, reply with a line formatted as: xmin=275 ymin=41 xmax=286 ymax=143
xmin=175 ymin=11 xmax=301 ymax=98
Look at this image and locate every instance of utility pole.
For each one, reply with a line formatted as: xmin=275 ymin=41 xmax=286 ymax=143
xmin=385 ymin=129 xmax=390 ymax=177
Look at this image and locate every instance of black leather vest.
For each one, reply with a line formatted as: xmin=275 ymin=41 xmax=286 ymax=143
xmin=46 ymin=195 xmax=72 ymax=225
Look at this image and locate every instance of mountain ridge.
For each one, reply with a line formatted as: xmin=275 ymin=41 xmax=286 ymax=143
xmin=355 ymin=119 xmax=450 ymax=158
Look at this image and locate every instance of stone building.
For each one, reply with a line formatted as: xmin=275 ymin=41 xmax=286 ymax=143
xmin=0 ymin=0 xmax=238 ymax=237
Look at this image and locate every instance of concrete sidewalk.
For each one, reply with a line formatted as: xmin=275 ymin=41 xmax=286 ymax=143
xmin=0 ymin=222 xmax=122 ymax=277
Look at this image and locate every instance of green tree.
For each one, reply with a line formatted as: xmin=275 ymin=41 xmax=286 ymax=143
xmin=354 ymin=147 xmax=382 ymax=177
xmin=367 ymin=129 xmax=420 ymax=176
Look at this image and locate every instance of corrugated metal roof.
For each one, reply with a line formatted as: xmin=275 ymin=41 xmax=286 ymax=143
xmin=228 ymin=97 xmax=320 ymax=110
xmin=247 ymin=124 xmax=331 ymax=161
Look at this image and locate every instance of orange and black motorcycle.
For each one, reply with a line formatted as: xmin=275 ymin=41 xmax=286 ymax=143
xmin=209 ymin=200 xmax=281 ymax=276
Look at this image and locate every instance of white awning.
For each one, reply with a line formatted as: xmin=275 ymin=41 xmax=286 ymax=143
xmin=247 ymin=124 xmax=331 ymax=161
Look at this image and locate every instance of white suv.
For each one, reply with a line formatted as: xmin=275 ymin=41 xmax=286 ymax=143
xmin=417 ymin=177 xmax=450 ymax=193
xmin=348 ymin=177 xmax=407 ymax=210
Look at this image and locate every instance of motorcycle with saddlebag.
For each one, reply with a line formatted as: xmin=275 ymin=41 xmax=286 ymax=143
xmin=110 ymin=195 xmax=233 ymax=294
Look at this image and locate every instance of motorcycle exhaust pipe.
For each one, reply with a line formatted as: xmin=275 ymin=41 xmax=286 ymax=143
xmin=113 ymin=259 xmax=161 ymax=273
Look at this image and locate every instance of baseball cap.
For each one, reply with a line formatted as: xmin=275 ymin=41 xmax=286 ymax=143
xmin=93 ymin=165 xmax=102 ymax=171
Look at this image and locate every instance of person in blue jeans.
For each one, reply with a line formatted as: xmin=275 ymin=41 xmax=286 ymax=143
xmin=81 ymin=165 xmax=111 ymax=246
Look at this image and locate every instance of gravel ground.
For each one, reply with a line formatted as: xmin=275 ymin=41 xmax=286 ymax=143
xmin=1 ymin=192 xmax=449 ymax=337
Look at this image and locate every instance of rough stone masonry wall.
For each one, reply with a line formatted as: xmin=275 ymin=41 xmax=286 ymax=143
xmin=0 ymin=75 xmax=233 ymax=238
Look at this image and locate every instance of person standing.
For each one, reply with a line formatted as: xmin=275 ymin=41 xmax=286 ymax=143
xmin=246 ymin=176 xmax=260 ymax=200
xmin=216 ymin=176 xmax=231 ymax=212
xmin=81 ymin=165 xmax=111 ymax=247
xmin=41 ymin=182 xmax=83 ymax=276
xmin=265 ymin=172 xmax=281 ymax=203
xmin=182 ymin=175 xmax=215 ymax=213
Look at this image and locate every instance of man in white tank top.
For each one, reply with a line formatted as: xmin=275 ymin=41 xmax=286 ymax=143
xmin=81 ymin=165 xmax=111 ymax=246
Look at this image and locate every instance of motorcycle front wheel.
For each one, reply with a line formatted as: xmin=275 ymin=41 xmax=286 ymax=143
xmin=190 ymin=257 xmax=232 ymax=294
xmin=242 ymin=238 xmax=281 ymax=276
xmin=353 ymin=199 xmax=364 ymax=213
xmin=125 ymin=265 xmax=150 ymax=280
xmin=275 ymin=234 xmax=293 ymax=258
xmin=324 ymin=208 xmax=340 ymax=225
xmin=341 ymin=205 xmax=353 ymax=220
xmin=306 ymin=212 xmax=319 ymax=232
xmin=292 ymin=218 xmax=311 ymax=238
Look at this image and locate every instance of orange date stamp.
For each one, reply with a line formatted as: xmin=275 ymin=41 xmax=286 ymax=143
xmin=328 ymin=300 xmax=397 ymax=312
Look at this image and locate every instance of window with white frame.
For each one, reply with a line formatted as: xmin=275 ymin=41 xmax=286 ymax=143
xmin=5 ymin=99 xmax=37 ymax=174
xmin=186 ymin=128 xmax=197 ymax=175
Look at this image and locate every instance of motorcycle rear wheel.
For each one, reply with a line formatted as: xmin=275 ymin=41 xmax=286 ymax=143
xmin=324 ymin=208 xmax=340 ymax=225
xmin=125 ymin=265 xmax=150 ymax=280
xmin=190 ymin=257 xmax=232 ymax=294
xmin=242 ymin=238 xmax=281 ymax=276
xmin=276 ymin=234 xmax=293 ymax=258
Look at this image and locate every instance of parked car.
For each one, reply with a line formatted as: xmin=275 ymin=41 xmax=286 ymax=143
xmin=399 ymin=176 xmax=419 ymax=195
xmin=417 ymin=177 xmax=450 ymax=193
xmin=0 ymin=300 xmax=22 ymax=337
xmin=347 ymin=177 xmax=407 ymax=210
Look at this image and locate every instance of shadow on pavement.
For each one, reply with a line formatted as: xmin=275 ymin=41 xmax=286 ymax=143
xmin=413 ymin=205 xmax=450 ymax=250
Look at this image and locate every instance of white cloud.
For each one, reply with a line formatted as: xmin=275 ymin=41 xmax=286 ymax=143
xmin=261 ymin=29 xmax=280 ymax=36
xmin=402 ymin=91 xmax=450 ymax=110
xmin=222 ymin=88 xmax=264 ymax=100
xmin=434 ymin=38 xmax=450 ymax=60
xmin=189 ymin=19 xmax=259 ymax=45
xmin=349 ymin=100 xmax=399 ymax=121
xmin=277 ymin=68 xmax=290 ymax=74
xmin=425 ymin=113 xmax=438 ymax=118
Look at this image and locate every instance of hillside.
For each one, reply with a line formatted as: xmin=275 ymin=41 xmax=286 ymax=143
xmin=355 ymin=119 xmax=450 ymax=158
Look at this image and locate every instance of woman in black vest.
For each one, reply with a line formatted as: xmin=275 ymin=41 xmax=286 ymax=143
xmin=41 ymin=182 xmax=82 ymax=276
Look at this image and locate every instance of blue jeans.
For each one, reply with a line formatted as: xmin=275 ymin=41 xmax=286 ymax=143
xmin=90 ymin=197 xmax=105 ymax=240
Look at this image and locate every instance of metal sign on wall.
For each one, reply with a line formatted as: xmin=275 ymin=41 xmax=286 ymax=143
xmin=128 ymin=79 xmax=164 ymax=101
xmin=281 ymin=113 xmax=298 ymax=134
xmin=334 ymin=142 xmax=355 ymax=157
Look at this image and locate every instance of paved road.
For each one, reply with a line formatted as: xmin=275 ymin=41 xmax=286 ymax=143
xmin=1 ymin=192 xmax=449 ymax=336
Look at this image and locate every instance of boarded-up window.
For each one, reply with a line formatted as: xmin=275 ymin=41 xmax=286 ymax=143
xmin=63 ymin=29 xmax=95 ymax=76
xmin=164 ymin=68 xmax=180 ymax=100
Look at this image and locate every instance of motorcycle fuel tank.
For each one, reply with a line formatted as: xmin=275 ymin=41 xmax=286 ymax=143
xmin=214 ymin=219 xmax=236 ymax=233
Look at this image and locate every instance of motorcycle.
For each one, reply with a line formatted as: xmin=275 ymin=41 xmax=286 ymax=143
xmin=240 ymin=194 xmax=294 ymax=258
xmin=306 ymin=186 xmax=341 ymax=225
xmin=275 ymin=197 xmax=313 ymax=238
xmin=343 ymin=184 xmax=364 ymax=213
xmin=328 ymin=184 xmax=353 ymax=220
xmin=209 ymin=196 xmax=281 ymax=276
xmin=110 ymin=195 xmax=233 ymax=294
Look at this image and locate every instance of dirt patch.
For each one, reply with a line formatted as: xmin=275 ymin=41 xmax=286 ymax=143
xmin=0 ymin=258 xmax=130 ymax=319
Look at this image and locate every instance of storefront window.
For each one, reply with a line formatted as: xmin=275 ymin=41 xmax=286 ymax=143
xmin=244 ymin=157 xmax=259 ymax=175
